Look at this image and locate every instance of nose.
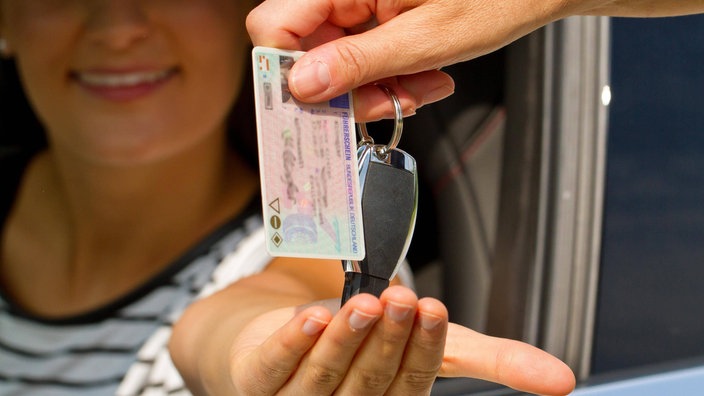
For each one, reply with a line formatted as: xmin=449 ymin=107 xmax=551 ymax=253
xmin=85 ymin=0 xmax=151 ymax=51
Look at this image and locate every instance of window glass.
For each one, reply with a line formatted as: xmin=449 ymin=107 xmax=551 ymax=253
xmin=592 ymin=14 xmax=704 ymax=373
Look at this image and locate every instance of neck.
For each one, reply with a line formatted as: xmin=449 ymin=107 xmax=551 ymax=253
xmin=56 ymin=138 xmax=241 ymax=239
xmin=3 ymin=131 xmax=258 ymax=316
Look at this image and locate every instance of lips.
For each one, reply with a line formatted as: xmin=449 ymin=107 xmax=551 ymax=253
xmin=71 ymin=67 xmax=178 ymax=101
xmin=76 ymin=68 xmax=174 ymax=87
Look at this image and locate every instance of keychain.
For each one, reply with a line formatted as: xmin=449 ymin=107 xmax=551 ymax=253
xmin=341 ymin=85 xmax=419 ymax=305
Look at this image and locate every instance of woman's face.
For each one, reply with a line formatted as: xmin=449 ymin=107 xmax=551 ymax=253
xmin=0 ymin=0 xmax=251 ymax=165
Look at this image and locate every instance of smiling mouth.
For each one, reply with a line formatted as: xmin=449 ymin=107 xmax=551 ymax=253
xmin=70 ymin=67 xmax=179 ymax=101
xmin=72 ymin=68 xmax=178 ymax=88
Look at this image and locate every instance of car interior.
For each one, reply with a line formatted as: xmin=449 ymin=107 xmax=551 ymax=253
xmin=396 ymin=16 xmax=611 ymax=393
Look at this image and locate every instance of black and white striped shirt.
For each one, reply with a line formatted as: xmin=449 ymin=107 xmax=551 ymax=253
xmin=0 ymin=205 xmax=271 ymax=395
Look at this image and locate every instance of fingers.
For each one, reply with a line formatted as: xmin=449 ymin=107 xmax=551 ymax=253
xmin=333 ymin=287 xmax=420 ymax=394
xmin=231 ymin=305 xmax=333 ymax=394
xmin=385 ymin=297 xmax=448 ymax=395
xmin=278 ymin=293 xmax=384 ymax=394
xmin=247 ymin=0 xmax=380 ymax=50
xmin=280 ymin=287 xmax=448 ymax=395
xmin=284 ymin=2 xmax=476 ymax=103
xmin=352 ymin=71 xmax=455 ymax=122
xmin=440 ymin=324 xmax=577 ymax=396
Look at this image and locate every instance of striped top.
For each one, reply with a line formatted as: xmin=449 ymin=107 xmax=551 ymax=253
xmin=0 ymin=151 xmax=272 ymax=395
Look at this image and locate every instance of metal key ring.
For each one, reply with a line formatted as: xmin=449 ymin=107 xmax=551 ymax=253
xmin=358 ymin=84 xmax=403 ymax=157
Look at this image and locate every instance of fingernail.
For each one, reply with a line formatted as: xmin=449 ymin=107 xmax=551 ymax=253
xmin=302 ymin=317 xmax=329 ymax=336
xmin=349 ymin=309 xmax=379 ymax=331
xmin=420 ymin=312 xmax=443 ymax=330
xmin=422 ymin=84 xmax=454 ymax=105
xmin=291 ymin=60 xmax=331 ymax=98
xmin=385 ymin=301 xmax=413 ymax=322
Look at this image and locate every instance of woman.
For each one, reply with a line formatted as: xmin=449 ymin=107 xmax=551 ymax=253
xmin=0 ymin=1 xmax=574 ymax=395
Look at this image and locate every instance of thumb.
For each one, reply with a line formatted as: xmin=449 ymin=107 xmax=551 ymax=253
xmin=288 ymin=0 xmax=562 ymax=103
xmin=287 ymin=4 xmax=471 ymax=102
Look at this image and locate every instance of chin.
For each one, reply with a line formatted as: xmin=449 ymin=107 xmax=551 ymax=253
xmin=50 ymin=115 xmax=223 ymax=167
xmin=58 ymin=133 xmax=194 ymax=168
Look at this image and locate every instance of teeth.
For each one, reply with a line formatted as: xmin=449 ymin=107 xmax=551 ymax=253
xmin=76 ymin=69 xmax=172 ymax=87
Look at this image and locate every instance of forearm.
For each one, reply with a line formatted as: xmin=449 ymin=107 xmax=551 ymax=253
xmin=169 ymin=270 xmax=324 ymax=395
xmin=170 ymin=253 xmax=348 ymax=393
xmin=577 ymin=0 xmax=704 ymax=17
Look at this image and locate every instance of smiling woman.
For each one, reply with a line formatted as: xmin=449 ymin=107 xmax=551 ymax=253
xmin=2 ymin=0 xmax=249 ymax=166
xmin=0 ymin=0 xmax=263 ymax=394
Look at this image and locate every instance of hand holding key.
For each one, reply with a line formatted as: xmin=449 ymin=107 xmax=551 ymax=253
xmin=248 ymin=0 xmax=704 ymax=121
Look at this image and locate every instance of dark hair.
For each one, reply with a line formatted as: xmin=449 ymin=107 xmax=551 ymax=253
xmin=0 ymin=58 xmax=47 ymax=155
xmin=0 ymin=57 xmax=259 ymax=168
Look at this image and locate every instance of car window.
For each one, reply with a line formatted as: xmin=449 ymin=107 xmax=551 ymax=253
xmin=592 ymin=14 xmax=704 ymax=373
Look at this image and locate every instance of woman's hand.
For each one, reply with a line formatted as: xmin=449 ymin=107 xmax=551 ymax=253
xmin=230 ymin=286 xmax=448 ymax=394
xmin=171 ymin=261 xmax=574 ymax=395
xmin=228 ymin=286 xmax=575 ymax=395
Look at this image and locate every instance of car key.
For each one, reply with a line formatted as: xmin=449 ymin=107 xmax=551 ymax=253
xmin=341 ymin=85 xmax=418 ymax=305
